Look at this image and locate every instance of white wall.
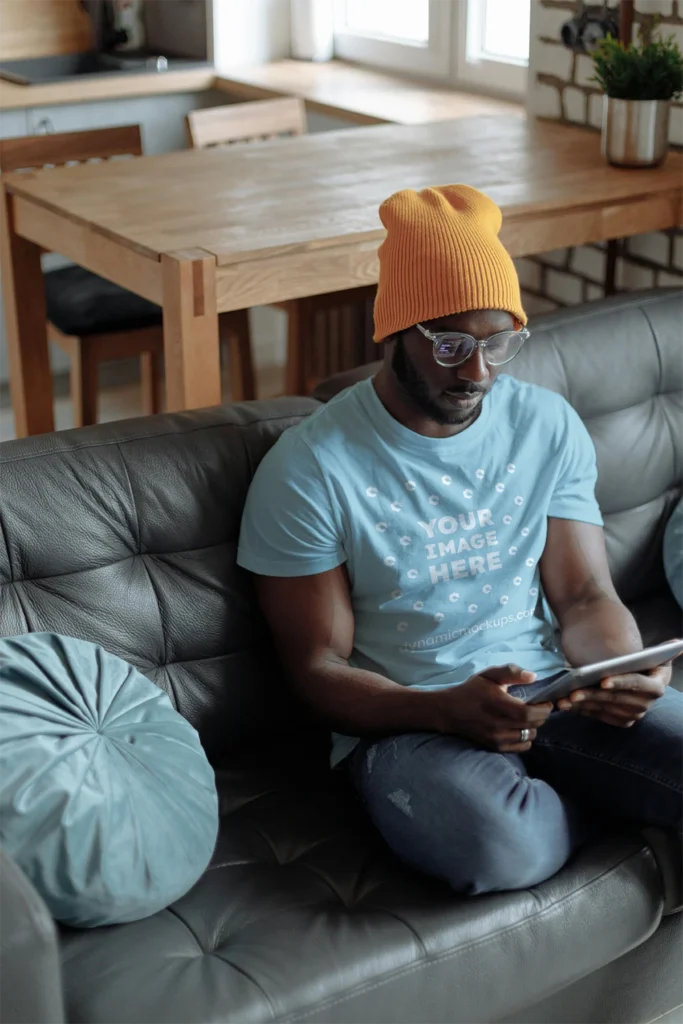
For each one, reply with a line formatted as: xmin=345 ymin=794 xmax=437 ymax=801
xmin=212 ymin=0 xmax=291 ymax=70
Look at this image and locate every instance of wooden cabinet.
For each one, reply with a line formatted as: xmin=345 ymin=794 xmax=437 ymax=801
xmin=0 ymin=108 xmax=29 ymax=140
xmin=26 ymin=89 xmax=227 ymax=153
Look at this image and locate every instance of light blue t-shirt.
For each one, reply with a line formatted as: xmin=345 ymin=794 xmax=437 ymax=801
xmin=238 ymin=375 xmax=603 ymax=764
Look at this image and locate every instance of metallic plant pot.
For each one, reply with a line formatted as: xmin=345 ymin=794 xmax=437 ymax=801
xmin=601 ymin=97 xmax=671 ymax=168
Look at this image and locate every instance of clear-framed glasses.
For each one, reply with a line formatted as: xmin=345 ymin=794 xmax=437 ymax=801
xmin=416 ymin=322 xmax=530 ymax=368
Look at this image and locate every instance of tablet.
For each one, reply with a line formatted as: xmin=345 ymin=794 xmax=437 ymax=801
xmin=525 ymin=638 xmax=683 ymax=705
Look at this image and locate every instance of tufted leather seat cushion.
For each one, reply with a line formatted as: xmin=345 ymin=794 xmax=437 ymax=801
xmin=57 ymin=761 xmax=664 ymax=1024
xmin=1 ymin=292 xmax=681 ymax=1023
xmin=45 ymin=266 xmax=161 ymax=337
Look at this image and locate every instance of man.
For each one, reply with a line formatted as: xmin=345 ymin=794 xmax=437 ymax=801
xmin=238 ymin=184 xmax=682 ymax=894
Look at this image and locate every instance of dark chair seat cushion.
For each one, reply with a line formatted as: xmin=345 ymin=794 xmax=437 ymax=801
xmin=45 ymin=266 xmax=161 ymax=338
xmin=58 ymin=759 xmax=664 ymax=1024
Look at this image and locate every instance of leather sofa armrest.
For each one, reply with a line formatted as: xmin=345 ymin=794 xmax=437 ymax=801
xmin=0 ymin=847 xmax=65 ymax=1024
xmin=641 ymin=827 xmax=683 ymax=915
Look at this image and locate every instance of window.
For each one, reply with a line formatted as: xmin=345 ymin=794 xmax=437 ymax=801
xmin=458 ymin=0 xmax=530 ymax=95
xmin=333 ymin=0 xmax=530 ymax=97
xmin=333 ymin=0 xmax=452 ymax=79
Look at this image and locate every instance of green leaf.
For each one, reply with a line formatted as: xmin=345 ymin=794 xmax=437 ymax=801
xmin=590 ymin=31 xmax=683 ymax=100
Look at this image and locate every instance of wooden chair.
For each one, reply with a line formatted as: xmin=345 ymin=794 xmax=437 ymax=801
xmin=0 ymin=126 xmax=165 ymax=426
xmin=186 ymin=99 xmax=376 ymax=396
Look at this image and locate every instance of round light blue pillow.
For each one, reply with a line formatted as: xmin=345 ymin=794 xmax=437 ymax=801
xmin=0 ymin=633 xmax=219 ymax=928
xmin=664 ymin=499 xmax=683 ymax=609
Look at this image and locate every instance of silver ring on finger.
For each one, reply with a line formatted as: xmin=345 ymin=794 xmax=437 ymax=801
xmin=520 ymin=727 xmax=531 ymax=742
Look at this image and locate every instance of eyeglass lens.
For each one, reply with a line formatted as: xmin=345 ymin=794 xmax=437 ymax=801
xmin=434 ymin=332 xmax=525 ymax=367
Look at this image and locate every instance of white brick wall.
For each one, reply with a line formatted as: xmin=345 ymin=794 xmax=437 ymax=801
xmin=546 ymin=268 xmax=584 ymax=304
xmin=534 ymin=3 xmax=573 ymax=39
xmin=522 ymin=293 xmax=558 ymax=316
xmin=588 ymin=92 xmax=604 ymax=129
xmin=534 ymin=81 xmax=562 ymax=118
xmin=538 ymin=248 xmax=570 ymax=268
xmin=527 ymin=0 xmax=681 ymax=307
xmin=658 ymin=270 xmax=683 ymax=287
xmin=514 ymin=258 xmax=543 ymax=290
xmin=536 ymin=44 xmax=573 ymax=79
xmin=669 ymin=105 xmax=683 ymax=146
xmin=674 ymin=235 xmax=683 ymax=271
xmin=628 ymin=232 xmax=671 ymax=264
xmin=616 ymin=262 xmax=656 ymax=290
xmin=571 ymin=245 xmax=607 ymax=281
xmin=563 ymin=86 xmax=586 ymax=123
xmin=574 ymin=54 xmax=596 ymax=88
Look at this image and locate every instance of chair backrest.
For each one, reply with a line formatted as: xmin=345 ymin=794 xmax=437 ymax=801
xmin=0 ymin=125 xmax=142 ymax=174
xmin=186 ymin=98 xmax=307 ymax=149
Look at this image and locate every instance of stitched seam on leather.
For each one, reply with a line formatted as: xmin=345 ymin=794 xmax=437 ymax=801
xmin=298 ymin=862 xmax=351 ymax=907
xmin=166 ymin=905 xmax=207 ymax=953
xmin=532 ymin=736 xmax=683 ymax=792
xmin=0 ymin=410 xmax=317 ymax=465
xmin=640 ymin=303 xmax=679 ymax=471
xmin=373 ymin=905 xmax=428 ymax=960
xmin=0 ymin=542 xmax=233 ymax=586
xmin=115 ymin=442 xmax=141 ymax=555
xmin=639 ymin=304 xmax=664 ymax=389
xmin=0 ymin=576 xmax=32 ymax=634
xmin=278 ymin=847 xmax=654 ymax=1023
xmin=646 ymin=1001 xmax=683 ymax=1024
xmin=137 ymin=561 xmax=169 ymax=673
xmin=0 ymin=508 xmax=13 ymax=584
xmin=210 ymin=950 xmax=277 ymax=1020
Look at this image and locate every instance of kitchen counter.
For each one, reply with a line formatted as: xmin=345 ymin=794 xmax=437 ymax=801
xmin=0 ymin=59 xmax=523 ymax=125
xmin=0 ymin=65 xmax=216 ymax=109
xmin=211 ymin=60 xmax=523 ymax=126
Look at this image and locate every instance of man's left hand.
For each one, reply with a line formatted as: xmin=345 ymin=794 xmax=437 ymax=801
xmin=557 ymin=663 xmax=672 ymax=727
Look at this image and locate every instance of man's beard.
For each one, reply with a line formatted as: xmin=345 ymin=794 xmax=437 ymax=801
xmin=391 ymin=335 xmax=488 ymax=426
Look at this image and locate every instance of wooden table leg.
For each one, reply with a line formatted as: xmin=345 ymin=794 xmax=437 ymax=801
xmin=0 ymin=186 xmax=53 ymax=437
xmin=161 ymin=250 xmax=222 ymax=412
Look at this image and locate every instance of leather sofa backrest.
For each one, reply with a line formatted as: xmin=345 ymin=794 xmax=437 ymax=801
xmin=494 ymin=290 xmax=681 ymax=601
xmin=314 ymin=289 xmax=683 ymax=603
xmin=0 ymin=291 xmax=680 ymax=760
xmin=0 ymin=400 xmax=321 ymax=763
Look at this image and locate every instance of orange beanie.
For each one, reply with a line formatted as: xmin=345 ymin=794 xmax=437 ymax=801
xmin=373 ymin=184 xmax=526 ymax=342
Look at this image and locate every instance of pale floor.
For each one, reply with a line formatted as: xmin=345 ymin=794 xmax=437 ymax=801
xmin=0 ymin=361 xmax=286 ymax=442
xmin=0 ymin=307 xmax=288 ymax=442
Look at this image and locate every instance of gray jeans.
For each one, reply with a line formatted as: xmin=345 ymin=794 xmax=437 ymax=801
xmin=348 ymin=682 xmax=683 ymax=895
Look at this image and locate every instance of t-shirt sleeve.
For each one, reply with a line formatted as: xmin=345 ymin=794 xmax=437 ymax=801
xmin=237 ymin=431 xmax=346 ymax=577
xmin=548 ymin=401 xmax=603 ymax=526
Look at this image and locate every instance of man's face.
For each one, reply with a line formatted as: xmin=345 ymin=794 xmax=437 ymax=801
xmin=389 ymin=308 xmax=515 ymax=427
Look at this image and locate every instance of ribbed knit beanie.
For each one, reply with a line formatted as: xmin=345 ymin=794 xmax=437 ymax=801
xmin=373 ymin=183 xmax=526 ymax=341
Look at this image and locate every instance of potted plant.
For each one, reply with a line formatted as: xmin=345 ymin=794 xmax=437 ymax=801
xmin=591 ymin=22 xmax=683 ymax=167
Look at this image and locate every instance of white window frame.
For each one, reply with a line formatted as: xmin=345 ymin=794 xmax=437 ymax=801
xmin=333 ymin=0 xmax=453 ymax=81
xmin=455 ymin=0 xmax=529 ymax=98
xmin=332 ymin=0 xmax=529 ymax=100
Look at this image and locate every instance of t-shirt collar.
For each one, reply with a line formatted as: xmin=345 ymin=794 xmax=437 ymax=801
xmin=357 ymin=376 xmax=496 ymax=454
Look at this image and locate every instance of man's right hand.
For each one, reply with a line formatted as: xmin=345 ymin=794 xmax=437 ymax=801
xmin=431 ymin=664 xmax=553 ymax=752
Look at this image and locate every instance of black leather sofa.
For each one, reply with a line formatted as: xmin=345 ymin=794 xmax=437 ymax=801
xmin=1 ymin=289 xmax=681 ymax=1024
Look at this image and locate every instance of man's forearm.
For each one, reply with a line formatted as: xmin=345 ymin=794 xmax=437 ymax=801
xmin=560 ymin=595 xmax=643 ymax=667
xmin=292 ymin=656 xmax=441 ymax=736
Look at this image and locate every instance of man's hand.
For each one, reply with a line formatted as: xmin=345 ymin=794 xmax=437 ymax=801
xmin=433 ymin=664 xmax=553 ymax=753
xmin=557 ymin=663 xmax=672 ymax=727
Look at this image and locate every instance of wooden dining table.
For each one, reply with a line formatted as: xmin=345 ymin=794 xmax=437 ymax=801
xmin=2 ymin=114 xmax=682 ymax=436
